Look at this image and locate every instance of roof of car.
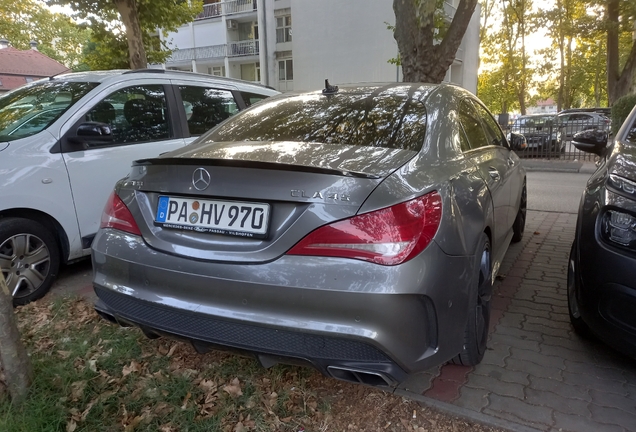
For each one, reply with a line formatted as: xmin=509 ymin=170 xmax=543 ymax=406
xmin=47 ymin=68 xmax=278 ymax=93
xmin=558 ymin=107 xmax=610 ymax=115
xmin=516 ymin=114 xmax=555 ymax=118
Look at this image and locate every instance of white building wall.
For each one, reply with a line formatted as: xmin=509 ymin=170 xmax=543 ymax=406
xmin=462 ymin=6 xmax=480 ymax=95
xmin=193 ymin=21 xmax=227 ymax=46
xmin=163 ymin=0 xmax=480 ymax=94
xmin=289 ymin=0 xmax=400 ymax=91
xmin=167 ymin=26 xmax=195 ymax=49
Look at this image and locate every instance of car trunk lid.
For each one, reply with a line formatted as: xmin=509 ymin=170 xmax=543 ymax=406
xmin=124 ymin=141 xmax=417 ymax=263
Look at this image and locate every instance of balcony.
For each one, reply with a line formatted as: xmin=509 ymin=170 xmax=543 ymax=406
xmin=195 ymin=3 xmax=222 ymax=20
xmin=224 ymin=0 xmax=257 ymax=16
xmin=195 ymin=0 xmax=256 ymax=21
xmin=228 ymin=39 xmax=259 ymax=57
xmin=167 ymin=44 xmax=227 ymax=63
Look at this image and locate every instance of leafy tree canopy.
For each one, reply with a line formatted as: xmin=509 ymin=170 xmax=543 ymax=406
xmin=0 ymin=0 xmax=89 ymax=69
xmin=47 ymin=0 xmax=202 ymax=70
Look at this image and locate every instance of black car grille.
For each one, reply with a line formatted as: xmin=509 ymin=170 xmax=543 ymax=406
xmin=95 ymin=287 xmax=391 ymax=363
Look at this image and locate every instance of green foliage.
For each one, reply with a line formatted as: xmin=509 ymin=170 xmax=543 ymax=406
xmin=478 ymin=0 xmax=632 ymax=112
xmin=611 ymin=94 xmax=636 ymax=134
xmin=47 ymin=0 xmax=202 ymax=70
xmin=0 ymin=0 xmax=90 ymax=69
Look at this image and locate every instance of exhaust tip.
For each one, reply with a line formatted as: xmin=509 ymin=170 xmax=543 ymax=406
xmin=327 ymin=366 xmax=394 ymax=387
xmin=95 ymin=308 xmax=117 ymax=324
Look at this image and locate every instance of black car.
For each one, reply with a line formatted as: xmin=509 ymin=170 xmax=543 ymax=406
xmin=568 ymin=104 xmax=636 ymax=358
xmin=510 ymin=114 xmax=560 ymax=153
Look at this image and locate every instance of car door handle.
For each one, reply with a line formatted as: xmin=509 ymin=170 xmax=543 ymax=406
xmin=489 ymin=167 xmax=501 ymax=181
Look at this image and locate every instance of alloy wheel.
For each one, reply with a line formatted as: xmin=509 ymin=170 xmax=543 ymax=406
xmin=0 ymin=233 xmax=51 ymax=298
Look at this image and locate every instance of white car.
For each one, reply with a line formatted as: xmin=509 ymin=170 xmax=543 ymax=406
xmin=555 ymin=111 xmax=611 ymax=139
xmin=0 ymin=69 xmax=278 ymax=304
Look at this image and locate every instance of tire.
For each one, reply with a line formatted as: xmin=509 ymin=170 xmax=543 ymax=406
xmin=0 ymin=218 xmax=60 ymax=306
xmin=452 ymin=234 xmax=492 ymax=366
xmin=567 ymin=242 xmax=592 ymax=338
xmin=511 ymin=183 xmax=527 ymax=243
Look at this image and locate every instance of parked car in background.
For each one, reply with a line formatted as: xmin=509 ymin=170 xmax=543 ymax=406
xmin=0 ymin=69 xmax=278 ymax=305
xmin=568 ymin=103 xmax=636 ymax=359
xmin=511 ymin=114 xmax=559 ymax=152
xmin=92 ymin=83 xmax=527 ymax=387
xmin=555 ymin=111 xmax=610 ymax=140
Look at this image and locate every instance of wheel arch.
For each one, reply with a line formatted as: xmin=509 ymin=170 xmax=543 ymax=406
xmin=0 ymin=209 xmax=71 ymax=264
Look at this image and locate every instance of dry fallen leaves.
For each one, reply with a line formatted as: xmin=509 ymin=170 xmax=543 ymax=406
xmin=122 ymin=360 xmax=141 ymax=377
xmin=222 ymin=378 xmax=243 ymax=398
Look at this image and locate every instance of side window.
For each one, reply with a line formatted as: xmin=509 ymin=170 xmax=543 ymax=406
xmin=458 ymin=100 xmax=490 ymax=150
xmin=241 ymin=91 xmax=268 ymax=107
xmin=626 ymin=116 xmax=636 ymax=144
xmin=85 ymin=85 xmax=170 ymax=145
xmin=473 ymin=102 xmax=505 ymax=147
xmin=179 ymin=86 xmax=238 ymax=136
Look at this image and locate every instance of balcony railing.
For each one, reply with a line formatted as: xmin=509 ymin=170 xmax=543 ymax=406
xmin=224 ymin=0 xmax=257 ymax=15
xmin=195 ymin=0 xmax=256 ymax=20
xmin=195 ymin=3 xmax=222 ymax=20
xmin=228 ymin=39 xmax=259 ymax=57
xmin=167 ymin=44 xmax=227 ymax=63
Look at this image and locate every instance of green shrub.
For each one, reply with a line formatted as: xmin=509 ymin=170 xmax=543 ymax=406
xmin=611 ymin=94 xmax=636 ymax=135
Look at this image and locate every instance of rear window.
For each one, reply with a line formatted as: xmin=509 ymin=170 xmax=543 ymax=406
xmin=206 ymin=86 xmax=429 ymax=151
xmin=514 ymin=115 xmax=553 ymax=127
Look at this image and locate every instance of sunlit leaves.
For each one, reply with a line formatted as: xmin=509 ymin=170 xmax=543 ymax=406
xmin=47 ymin=0 xmax=203 ymax=70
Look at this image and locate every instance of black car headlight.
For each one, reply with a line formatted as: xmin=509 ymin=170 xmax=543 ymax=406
xmin=601 ymin=210 xmax=636 ymax=247
xmin=607 ymin=174 xmax=636 ymax=199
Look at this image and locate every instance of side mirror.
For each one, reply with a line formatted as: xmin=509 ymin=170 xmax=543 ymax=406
xmin=68 ymin=122 xmax=113 ymax=146
xmin=572 ymin=128 xmax=608 ymax=156
xmin=507 ymin=132 xmax=527 ymax=151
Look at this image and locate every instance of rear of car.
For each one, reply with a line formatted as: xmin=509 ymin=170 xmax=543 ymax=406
xmin=92 ymin=83 xmax=526 ymax=386
xmin=569 ymin=105 xmax=636 ymax=358
xmin=511 ymin=114 xmax=557 ymax=151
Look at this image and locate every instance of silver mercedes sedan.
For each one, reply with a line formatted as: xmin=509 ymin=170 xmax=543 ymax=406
xmin=92 ymin=83 xmax=526 ymax=388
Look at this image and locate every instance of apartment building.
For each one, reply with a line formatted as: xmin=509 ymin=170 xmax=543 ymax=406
xmin=163 ymin=0 xmax=480 ymax=94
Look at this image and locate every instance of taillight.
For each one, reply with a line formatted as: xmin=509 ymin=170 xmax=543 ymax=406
xmin=100 ymin=191 xmax=142 ymax=236
xmin=287 ymin=191 xmax=442 ymax=265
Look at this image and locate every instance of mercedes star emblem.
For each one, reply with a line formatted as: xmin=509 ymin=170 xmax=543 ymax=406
xmin=192 ymin=168 xmax=211 ymax=191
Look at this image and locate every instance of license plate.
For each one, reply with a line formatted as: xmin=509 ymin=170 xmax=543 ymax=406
xmin=155 ymin=196 xmax=270 ymax=238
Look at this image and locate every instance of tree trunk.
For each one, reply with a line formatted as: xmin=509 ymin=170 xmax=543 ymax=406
xmin=565 ymin=35 xmax=573 ymax=108
xmin=0 ymin=273 xmax=32 ymax=404
xmin=556 ymin=1 xmax=565 ymax=112
xmin=606 ymin=0 xmax=636 ymax=104
xmin=594 ymin=41 xmax=603 ymax=107
xmin=393 ymin=0 xmax=478 ymax=83
xmin=112 ymin=0 xmax=147 ymax=70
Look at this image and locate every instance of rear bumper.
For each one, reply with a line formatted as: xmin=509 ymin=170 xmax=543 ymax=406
xmin=92 ymin=229 xmax=476 ymax=384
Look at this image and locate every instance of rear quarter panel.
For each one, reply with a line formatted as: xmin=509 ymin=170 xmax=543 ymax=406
xmin=358 ymin=88 xmax=493 ymax=257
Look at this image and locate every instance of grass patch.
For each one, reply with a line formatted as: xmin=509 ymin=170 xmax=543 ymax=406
xmin=2 ymin=296 xmax=506 ymax=432
xmin=1 ymin=297 xmax=329 ymax=432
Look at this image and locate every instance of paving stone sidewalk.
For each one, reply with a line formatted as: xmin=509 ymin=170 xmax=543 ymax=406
xmin=398 ymin=210 xmax=636 ymax=432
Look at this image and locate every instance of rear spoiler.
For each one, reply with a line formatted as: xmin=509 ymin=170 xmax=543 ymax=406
xmin=133 ymin=157 xmax=382 ymax=179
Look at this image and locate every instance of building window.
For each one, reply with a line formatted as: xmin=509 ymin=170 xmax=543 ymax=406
xmin=276 ymin=15 xmax=292 ymax=43
xmin=208 ymin=66 xmax=225 ymax=77
xmin=278 ymin=59 xmax=293 ymax=81
xmin=241 ymin=63 xmax=260 ymax=82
